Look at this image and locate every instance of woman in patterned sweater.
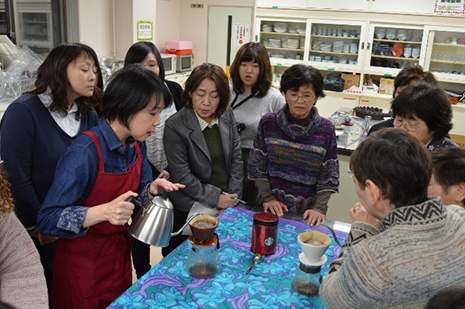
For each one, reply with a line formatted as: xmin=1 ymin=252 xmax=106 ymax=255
xmin=248 ymin=64 xmax=339 ymax=226
xmin=320 ymin=129 xmax=465 ymax=309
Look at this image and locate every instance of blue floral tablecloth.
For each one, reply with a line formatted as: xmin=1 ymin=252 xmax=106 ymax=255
xmin=109 ymin=207 xmax=348 ymax=309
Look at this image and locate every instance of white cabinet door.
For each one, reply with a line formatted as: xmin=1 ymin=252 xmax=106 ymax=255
xmin=257 ymin=18 xmax=308 ymax=66
xmin=364 ymin=23 xmax=428 ymax=76
xmin=370 ymin=0 xmax=436 ymax=14
xmin=256 ymin=0 xmax=308 ymax=8
xmin=424 ymin=25 xmax=465 ymax=83
xmin=307 ymin=19 xmax=367 ymax=72
xmin=306 ymin=0 xmax=370 ymax=11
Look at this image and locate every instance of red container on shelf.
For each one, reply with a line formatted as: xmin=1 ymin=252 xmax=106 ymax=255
xmin=165 ymin=40 xmax=193 ymax=55
xmin=251 ymin=213 xmax=279 ymax=255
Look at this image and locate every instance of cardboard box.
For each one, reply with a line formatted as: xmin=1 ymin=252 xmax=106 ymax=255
xmin=341 ymin=73 xmax=360 ymax=90
xmin=379 ymin=78 xmax=395 ymax=95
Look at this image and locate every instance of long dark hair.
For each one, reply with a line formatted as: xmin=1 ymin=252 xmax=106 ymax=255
xmin=124 ymin=41 xmax=165 ymax=81
xmin=28 ymin=43 xmax=103 ymax=119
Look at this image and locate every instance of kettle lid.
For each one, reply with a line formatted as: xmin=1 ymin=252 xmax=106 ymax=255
xmin=150 ymin=194 xmax=174 ymax=210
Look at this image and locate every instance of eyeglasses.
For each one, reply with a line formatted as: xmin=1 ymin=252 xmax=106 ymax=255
xmin=287 ymin=93 xmax=315 ymax=103
xmin=393 ymin=118 xmax=426 ymax=132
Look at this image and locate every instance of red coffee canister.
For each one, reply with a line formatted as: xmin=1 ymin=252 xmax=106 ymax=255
xmin=251 ymin=212 xmax=279 ymax=255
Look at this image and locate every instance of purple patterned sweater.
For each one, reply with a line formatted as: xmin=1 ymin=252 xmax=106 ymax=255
xmin=248 ymin=105 xmax=339 ymax=214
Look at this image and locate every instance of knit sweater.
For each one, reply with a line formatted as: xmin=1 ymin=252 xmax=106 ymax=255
xmin=203 ymin=125 xmax=228 ymax=192
xmin=248 ymin=105 xmax=339 ymax=214
xmin=230 ymin=86 xmax=285 ymax=149
xmin=0 ymin=212 xmax=48 ymax=308
xmin=320 ymin=197 xmax=465 ymax=309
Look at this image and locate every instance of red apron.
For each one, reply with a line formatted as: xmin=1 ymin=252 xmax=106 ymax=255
xmin=52 ymin=131 xmax=142 ymax=309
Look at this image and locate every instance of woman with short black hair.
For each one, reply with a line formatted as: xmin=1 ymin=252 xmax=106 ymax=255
xmin=248 ymin=64 xmax=339 ymax=226
xmin=391 ymin=82 xmax=456 ymax=151
xmin=37 ymin=65 xmax=184 ymax=309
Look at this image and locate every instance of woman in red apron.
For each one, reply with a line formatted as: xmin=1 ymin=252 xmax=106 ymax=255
xmin=37 ymin=65 xmax=184 ymax=309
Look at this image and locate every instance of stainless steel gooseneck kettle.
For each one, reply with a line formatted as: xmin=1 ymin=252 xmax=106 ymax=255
xmin=128 ymin=193 xmax=198 ymax=247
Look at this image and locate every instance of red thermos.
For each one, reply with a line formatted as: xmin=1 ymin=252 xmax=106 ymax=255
xmin=251 ymin=213 xmax=279 ymax=255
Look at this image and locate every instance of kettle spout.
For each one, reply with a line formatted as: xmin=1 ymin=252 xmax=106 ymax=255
xmin=171 ymin=214 xmax=200 ymax=237
xmin=316 ymin=222 xmax=343 ymax=248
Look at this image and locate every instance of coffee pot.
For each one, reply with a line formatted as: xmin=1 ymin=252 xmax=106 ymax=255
xmin=128 ymin=194 xmax=198 ymax=247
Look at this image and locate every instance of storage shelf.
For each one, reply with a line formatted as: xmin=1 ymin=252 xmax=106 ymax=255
xmin=23 ymin=21 xmax=48 ymax=24
xmin=311 ymin=49 xmax=358 ymax=56
xmin=372 ymin=38 xmax=421 ymax=44
xmin=311 ymin=35 xmax=360 ymax=40
xmin=433 ymin=43 xmax=465 ymax=48
xmin=371 ymin=55 xmax=419 ymax=61
xmin=267 ymin=46 xmax=304 ymax=52
xmin=431 ymin=59 xmax=465 ymax=65
xmin=261 ymin=31 xmax=305 ymax=36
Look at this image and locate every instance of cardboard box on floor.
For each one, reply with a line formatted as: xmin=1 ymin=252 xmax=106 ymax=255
xmin=341 ymin=73 xmax=360 ymax=90
xmin=379 ymin=78 xmax=395 ymax=95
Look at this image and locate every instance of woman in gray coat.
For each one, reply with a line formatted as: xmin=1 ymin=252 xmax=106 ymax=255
xmin=163 ymin=63 xmax=243 ymax=256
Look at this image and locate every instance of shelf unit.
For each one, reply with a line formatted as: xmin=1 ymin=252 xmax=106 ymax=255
xmin=17 ymin=9 xmax=53 ymax=52
xmin=258 ymin=16 xmax=465 ymax=135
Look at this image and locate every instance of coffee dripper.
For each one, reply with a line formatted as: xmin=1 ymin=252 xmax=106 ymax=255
xmin=292 ymin=231 xmax=331 ymax=297
xmin=186 ymin=215 xmax=221 ymax=279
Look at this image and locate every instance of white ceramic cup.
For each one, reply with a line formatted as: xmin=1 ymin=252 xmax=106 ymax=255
xmin=298 ymin=231 xmax=331 ymax=263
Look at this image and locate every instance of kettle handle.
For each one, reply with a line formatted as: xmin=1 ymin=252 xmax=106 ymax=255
xmin=170 ymin=213 xmax=200 ymax=237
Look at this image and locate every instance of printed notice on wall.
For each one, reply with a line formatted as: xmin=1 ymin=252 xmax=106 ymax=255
xmin=233 ymin=24 xmax=250 ymax=47
xmin=434 ymin=0 xmax=465 ymax=14
xmin=137 ymin=21 xmax=153 ymax=41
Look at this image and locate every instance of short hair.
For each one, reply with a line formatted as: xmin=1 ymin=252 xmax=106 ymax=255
xmin=102 ymin=65 xmax=171 ymax=128
xmin=432 ymin=147 xmax=465 ymax=205
xmin=229 ymin=42 xmax=272 ymax=98
xmin=393 ymin=65 xmax=437 ymax=98
xmin=425 ymin=286 xmax=465 ymax=309
xmin=280 ymin=64 xmax=326 ymax=100
xmin=350 ymin=128 xmax=432 ymax=208
xmin=29 ymin=43 xmax=102 ymax=119
xmin=181 ymin=63 xmax=230 ymax=118
xmin=391 ymin=82 xmax=453 ymax=139
xmin=124 ymin=41 xmax=166 ymax=81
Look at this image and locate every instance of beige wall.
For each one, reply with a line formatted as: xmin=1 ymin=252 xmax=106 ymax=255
xmin=78 ymin=0 xmax=112 ymax=57
xmin=78 ymin=0 xmax=157 ymax=58
xmin=156 ymin=0 xmax=181 ymax=52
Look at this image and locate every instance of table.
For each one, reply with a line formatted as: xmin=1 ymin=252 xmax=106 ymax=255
xmin=108 ymin=207 xmax=349 ymax=309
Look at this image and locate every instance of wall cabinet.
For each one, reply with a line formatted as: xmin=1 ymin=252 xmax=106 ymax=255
xmin=365 ymin=23 xmax=428 ymax=76
xmin=424 ymin=25 xmax=465 ymax=83
xmin=258 ymin=15 xmax=465 ymax=135
xmin=17 ymin=9 xmax=53 ymax=52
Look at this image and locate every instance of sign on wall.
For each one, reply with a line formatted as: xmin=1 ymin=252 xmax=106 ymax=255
xmin=233 ymin=24 xmax=250 ymax=47
xmin=434 ymin=0 xmax=465 ymax=14
xmin=137 ymin=21 xmax=153 ymax=41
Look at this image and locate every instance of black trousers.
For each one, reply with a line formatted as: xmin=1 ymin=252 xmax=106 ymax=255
xmin=32 ymin=236 xmax=58 ymax=306
xmin=161 ymin=207 xmax=189 ymax=257
xmin=242 ymin=148 xmax=258 ymax=206
xmin=131 ymin=240 xmax=151 ymax=279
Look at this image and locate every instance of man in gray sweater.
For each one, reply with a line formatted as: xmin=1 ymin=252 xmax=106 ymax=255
xmin=320 ymin=128 xmax=465 ymax=309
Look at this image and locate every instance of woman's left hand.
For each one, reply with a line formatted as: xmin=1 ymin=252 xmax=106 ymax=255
xmin=303 ymin=210 xmax=326 ymax=227
xmin=149 ymin=178 xmax=185 ymax=195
